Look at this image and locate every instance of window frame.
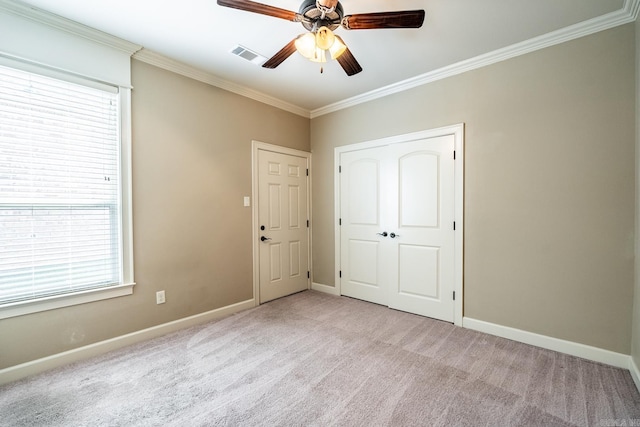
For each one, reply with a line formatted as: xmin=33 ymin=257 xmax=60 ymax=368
xmin=0 ymin=58 xmax=135 ymax=320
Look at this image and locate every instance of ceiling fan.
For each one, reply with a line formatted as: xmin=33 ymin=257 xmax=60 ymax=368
xmin=217 ymin=0 xmax=425 ymax=75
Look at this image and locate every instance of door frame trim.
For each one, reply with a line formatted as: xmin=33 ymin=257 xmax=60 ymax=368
xmin=334 ymin=124 xmax=464 ymax=326
xmin=251 ymin=141 xmax=312 ymax=306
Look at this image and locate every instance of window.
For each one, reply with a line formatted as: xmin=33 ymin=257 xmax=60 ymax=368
xmin=0 ymin=63 xmax=134 ymax=318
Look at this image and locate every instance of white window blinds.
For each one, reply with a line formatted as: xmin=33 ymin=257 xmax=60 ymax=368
xmin=0 ymin=64 xmax=123 ymax=306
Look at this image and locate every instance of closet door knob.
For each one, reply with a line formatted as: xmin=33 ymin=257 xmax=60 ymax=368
xmin=376 ymin=232 xmax=388 ymax=237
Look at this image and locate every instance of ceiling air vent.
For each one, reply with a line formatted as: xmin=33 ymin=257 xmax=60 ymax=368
xmin=230 ymin=45 xmax=267 ymax=66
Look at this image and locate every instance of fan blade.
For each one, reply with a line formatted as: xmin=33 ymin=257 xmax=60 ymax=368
xmin=262 ymin=39 xmax=297 ymax=69
xmin=336 ymin=47 xmax=362 ymax=76
xmin=342 ymin=10 xmax=425 ymax=30
xmin=217 ymin=0 xmax=299 ymax=21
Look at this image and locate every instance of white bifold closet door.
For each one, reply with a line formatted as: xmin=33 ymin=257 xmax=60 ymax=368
xmin=339 ymin=135 xmax=455 ymax=322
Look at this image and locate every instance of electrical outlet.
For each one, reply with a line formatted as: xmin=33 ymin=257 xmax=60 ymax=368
xmin=156 ymin=290 xmax=166 ymax=304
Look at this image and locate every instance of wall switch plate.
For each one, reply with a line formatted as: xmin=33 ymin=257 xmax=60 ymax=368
xmin=243 ymin=196 xmax=250 ymax=207
xmin=156 ymin=290 xmax=166 ymax=304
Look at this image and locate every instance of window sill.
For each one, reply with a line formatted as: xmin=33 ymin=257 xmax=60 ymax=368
xmin=0 ymin=283 xmax=136 ymax=320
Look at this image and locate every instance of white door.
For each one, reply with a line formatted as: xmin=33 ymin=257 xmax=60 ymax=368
xmin=339 ymin=146 xmax=389 ymax=305
xmin=386 ymin=137 xmax=455 ymax=321
xmin=257 ymin=149 xmax=309 ymax=303
xmin=339 ymin=135 xmax=456 ymax=322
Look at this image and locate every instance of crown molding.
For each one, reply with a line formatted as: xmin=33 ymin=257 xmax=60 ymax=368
xmin=133 ymin=49 xmax=310 ymax=118
xmin=629 ymin=0 xmax=640 ymax=20
xmin=310 ymin=0 xmax=640 ymax=118
xmin=0 ymin=0 xmax=141 ymax=55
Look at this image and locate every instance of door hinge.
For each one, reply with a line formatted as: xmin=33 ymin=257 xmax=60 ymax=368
xmin=306 ymin=168 xmax=309 ymax=176
xmin=307 ymin=271 xmax=310 ymax=279
xmin=339 ymin=270 xmax=342 ymax=278
xmin=453 ymin=150 xmax=456 ymax=160
xmin=307 ymin=219 xmax=309 ymax=228
xmin=453 ymin=291 xmax=456 ymax=301
xmin=339 ymin=165 xmax=342 ymax=173
xmin=453 ymin=221 xmax=456 ymax=230
xmin=339 ymin=218 xmax=342 ymax=226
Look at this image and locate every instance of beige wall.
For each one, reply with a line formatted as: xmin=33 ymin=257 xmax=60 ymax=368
xmin=0 ymin=60 xmax=310 ymax=369
xmin=311 ymin=25 xmax=635 ymax=354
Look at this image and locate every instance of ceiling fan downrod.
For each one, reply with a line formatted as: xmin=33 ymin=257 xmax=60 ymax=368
xmin=315 ymin=0 xmax=335 ymax=20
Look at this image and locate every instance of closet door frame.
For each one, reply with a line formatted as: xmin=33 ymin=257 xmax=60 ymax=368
xmin=334 ymin=124 xmax=464 ymax=326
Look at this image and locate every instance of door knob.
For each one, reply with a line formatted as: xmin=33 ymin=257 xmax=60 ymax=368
xmin=376 ymin=231 xmax=388 ymax=237
xmin=390 ymin=232 xmax=400 ymax=238
xmin=260 ymin=236 xmax=272 ymax=242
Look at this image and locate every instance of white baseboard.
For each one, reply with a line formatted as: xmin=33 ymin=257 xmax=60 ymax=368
xmin=630 ymin=356 xmax=640 ymax=392
xmin=463 ymin=317 xmax=630 ymax=369
xmin=0 ymin=298 xmax=255 ymax=386
xmin=311 ymin=282 xmax=340 ymax=296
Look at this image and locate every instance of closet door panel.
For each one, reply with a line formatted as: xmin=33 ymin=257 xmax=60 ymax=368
xmin=387 ymin=136 xmax=455 ymax=322
xmin=339 ymin=147 xmax=389 ymax=305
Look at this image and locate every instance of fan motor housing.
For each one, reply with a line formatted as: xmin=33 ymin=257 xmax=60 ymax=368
xmin=298 ymin=0 xmax=343 ymax=31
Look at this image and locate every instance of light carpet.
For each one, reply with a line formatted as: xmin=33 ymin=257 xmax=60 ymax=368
xmin=1 ymin=290 xmax=639 ymax=426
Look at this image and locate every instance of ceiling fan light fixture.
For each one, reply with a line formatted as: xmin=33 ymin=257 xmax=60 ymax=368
xmin=315 ymin=26 xmax=335 ymax=50
xmin=302 ymin=45 xmax=327 ymax=63
xmin=295 ymin=26 xmax=345 ymax=64
xmin=294 ymin=32 xmax=317 ymax=59
xmin=295 ymin=32 xmax=328 ymax=63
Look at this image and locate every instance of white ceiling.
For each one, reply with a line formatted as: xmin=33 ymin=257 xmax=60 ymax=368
xmin=13 ymin=0 xmax=630 ymax=114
